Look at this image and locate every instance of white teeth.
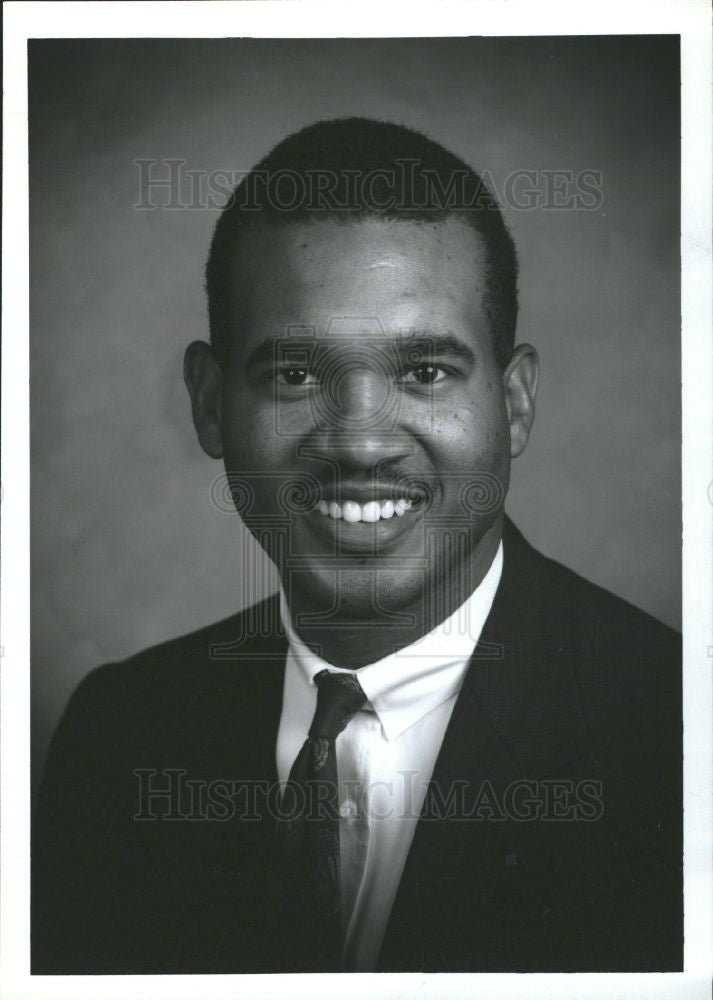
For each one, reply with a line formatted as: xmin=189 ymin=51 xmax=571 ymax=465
xmin=314 ymin=498 xmax=412 ymax=522
xmin=342 ymin=501 xmax=361 ymax=523
xmin=362 ymin=501 xmax=380 ymax=523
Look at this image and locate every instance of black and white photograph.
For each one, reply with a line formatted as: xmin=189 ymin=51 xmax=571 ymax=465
xmin=2 ymin=2 xmax=712 ymax=998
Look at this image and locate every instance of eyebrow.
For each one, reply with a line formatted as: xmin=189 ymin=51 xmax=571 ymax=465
xmin=244 ymin=333 xmax=476 ymax=369
xmin=395 ymin=335 xmax=476 ymax=364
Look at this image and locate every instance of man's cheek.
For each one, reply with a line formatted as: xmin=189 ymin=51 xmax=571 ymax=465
xmin=223 ymin=416 xmax=278 ymax=469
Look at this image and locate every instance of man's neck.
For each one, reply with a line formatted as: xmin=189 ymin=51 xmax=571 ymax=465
xmin=283 ymin=515 xmax=503 ymax=669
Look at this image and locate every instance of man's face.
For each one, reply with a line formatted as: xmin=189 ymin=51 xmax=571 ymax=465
xmin=188 ymin=216 xmax=536 ymax=621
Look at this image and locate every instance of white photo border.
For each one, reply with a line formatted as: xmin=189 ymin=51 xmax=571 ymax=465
xmin=2 ymin=2 xmax=711 ymax=999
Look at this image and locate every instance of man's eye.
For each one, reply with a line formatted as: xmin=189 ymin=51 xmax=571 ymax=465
xmin=399 ymin=364 xmax=448 ymax=385
xmin=276 ymin=367 xmax=318 ymax=386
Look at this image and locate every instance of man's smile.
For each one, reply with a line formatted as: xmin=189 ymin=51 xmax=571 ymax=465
xmin=303 ymin=496 xmax=421 ymax=554
xmin=315 ymin=497 xmax=413 ymax=522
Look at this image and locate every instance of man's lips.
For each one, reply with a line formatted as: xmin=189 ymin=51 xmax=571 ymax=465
xmin=315 ymin=484 xmax=426 ymax=505
xmin=301 ymin=499 xmax=421 ymax=554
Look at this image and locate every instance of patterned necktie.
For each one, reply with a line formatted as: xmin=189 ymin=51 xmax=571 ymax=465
xmin=273 ymin=668 xmax=367 ymax=967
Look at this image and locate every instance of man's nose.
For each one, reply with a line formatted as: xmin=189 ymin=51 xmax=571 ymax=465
xmin=308 ymin=368 xmax=412 ymax=469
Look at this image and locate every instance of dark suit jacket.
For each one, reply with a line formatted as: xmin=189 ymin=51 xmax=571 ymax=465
xmin=32 ymin=518 xmax=682 ymax=973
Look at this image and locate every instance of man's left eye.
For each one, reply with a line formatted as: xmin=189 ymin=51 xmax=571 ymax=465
xmin=398 ymin=364 xmax=448 ymax=385
xmin=276 ymin=367 xmax=319 ymax=386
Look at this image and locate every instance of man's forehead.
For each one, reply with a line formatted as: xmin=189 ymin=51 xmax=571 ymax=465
xmin=231 ymin=213 xmax=486 ymax=273
xmin=229 ymin=215 xmax=488 ymax=342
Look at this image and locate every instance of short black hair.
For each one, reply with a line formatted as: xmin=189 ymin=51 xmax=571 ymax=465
xmin=205 ymin=117 xmax=518 ymax=369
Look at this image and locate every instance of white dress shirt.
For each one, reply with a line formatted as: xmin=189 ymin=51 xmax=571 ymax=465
xmin=276 ymin=542 xmax=503 ymax=971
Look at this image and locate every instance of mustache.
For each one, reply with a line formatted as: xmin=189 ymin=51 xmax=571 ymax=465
xmin=213 ymin=470 xmax=505 ymax=517
xmin=277 ymin=471 xmax=435 ymax=511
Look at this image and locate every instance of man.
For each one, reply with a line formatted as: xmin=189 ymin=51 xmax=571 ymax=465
xmin=32 ymin=118 xmax=682 ymax=974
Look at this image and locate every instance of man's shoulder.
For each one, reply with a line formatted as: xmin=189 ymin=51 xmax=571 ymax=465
xmin=73 ymin=593 xmax=286 ymax=709
xmin=501 ymin=518 xmax=681 ymax=777
xmin=503 ymin=518 xmax=680 ymax=723
xmin=40 ymin=595 xmax=288 ymax=806
xmin=504 ymin=515 xmax=679 ymax=648
xmin=541 ymin=538 xmax=677 ymax=648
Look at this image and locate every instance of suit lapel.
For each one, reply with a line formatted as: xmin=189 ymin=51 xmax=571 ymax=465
xmin=378 ymin=518 xmax=594 ymax=969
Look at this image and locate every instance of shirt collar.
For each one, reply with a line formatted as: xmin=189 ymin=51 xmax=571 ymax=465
xmin=279 ymin=541 xmax=503 ymax=741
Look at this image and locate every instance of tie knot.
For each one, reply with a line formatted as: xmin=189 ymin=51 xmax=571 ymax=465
xmin=309 ymin=670 xmax=367 ymax=741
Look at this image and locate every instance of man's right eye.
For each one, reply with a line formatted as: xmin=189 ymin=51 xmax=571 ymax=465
xmin=275 ymin=367 xmax=318 ymax=386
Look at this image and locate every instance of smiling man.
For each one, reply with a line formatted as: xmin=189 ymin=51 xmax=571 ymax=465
xmin=188 ymin=210 xmax=531 ymax=661
xmin=33 ymin=118 xmax=682 ymax=975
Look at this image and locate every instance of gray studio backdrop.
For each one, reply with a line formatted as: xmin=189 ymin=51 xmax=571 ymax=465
xmin=30 ymin=36 xmax=680 ymax=793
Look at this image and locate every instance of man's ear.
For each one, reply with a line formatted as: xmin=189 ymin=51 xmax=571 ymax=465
xmin=503 ymin=343 xmax=539 ymax=458
xmin=183 ymin=341 xmax=224 ymax=459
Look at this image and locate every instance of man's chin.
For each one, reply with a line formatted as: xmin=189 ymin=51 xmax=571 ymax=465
xmin=279 ymin=563 xmax=428 ymax=626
